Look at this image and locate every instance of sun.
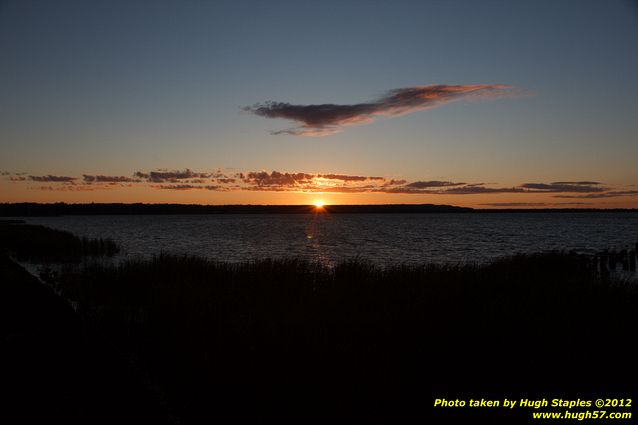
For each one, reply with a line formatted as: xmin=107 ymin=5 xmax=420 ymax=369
xmin=314 ymin=201 xmax=325 ymax=208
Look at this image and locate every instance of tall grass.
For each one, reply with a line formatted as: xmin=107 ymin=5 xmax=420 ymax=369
xmin=0 ymin=221 xmax=119 ymax=262
xmin=47 ymin=252 xmax=638 ymax=424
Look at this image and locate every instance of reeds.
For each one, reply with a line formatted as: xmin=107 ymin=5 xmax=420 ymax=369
xmin=46 ymin=252 xmax=638 ymax=424
xmin=0 ymin=221 xmax=119 ymax=262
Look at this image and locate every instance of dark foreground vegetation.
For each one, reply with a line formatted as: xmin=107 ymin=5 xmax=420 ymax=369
xmin=2 ymin=221 xmax=637 ymax=423
xmin=0 ymin=254 xmax=173 ymax=425
xmin=0 ymin=219 xmax=119 ymax=262
xmin=39 ymin=252 xmax=638 ymax=424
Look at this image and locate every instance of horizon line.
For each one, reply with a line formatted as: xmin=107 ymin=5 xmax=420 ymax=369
xmin=1 ymin=202 xmax=637 ymax=213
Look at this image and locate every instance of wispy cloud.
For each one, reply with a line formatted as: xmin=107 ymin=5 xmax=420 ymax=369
xmin=83 ymin=174 xmax=141 ymax=183
xmin=404 ymin=181 xmax=467 ymax=189
xmin=134 ymin=169 xmax=214 ymax=183
xmin=153 ymin=184 xmax=222 ymax=191
xmin=6 ymin=168 xmax=636 ymax=202
xmin=376 ymin=185 xmax=522 ymax=195
xmin=317 ymin=174 xmax=384 ymax=182
xmin=244 ymin=84 xmax=516 ymax=136
xmin=519 ymin=182 xmax=605 ymax=193
xmin=240 ymin=171 xmax=314 ymax=186
xmin=29 ymin=175 xmax=77 ymax=182
xmin=550 ymin=181 xmax=601 ymax=185
xmin=554 ymin=190 xmax=638 ymax=199
xmin=480 ymin=202 xmax=595 ymax=207
xmin=433 ymin=186 xmax=524 ymax=195
xmin=34 ymin=184 xmax=124 ymax=192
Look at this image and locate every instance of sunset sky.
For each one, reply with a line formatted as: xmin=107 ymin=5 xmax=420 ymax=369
xmin=1 ymin=0 xmax=637 ymax=207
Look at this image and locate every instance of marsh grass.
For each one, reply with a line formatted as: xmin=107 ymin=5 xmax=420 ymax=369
xmin=0 ymin=221 xmax=119 ymax=262
xmin=47 ymin=252 xmax=638 ymax=424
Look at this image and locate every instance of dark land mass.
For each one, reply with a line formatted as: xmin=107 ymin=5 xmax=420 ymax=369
xmin=0 ymin=220 xmax=118 ymax=262
xmin=474 ymin=208 xmax=638 ymax=213
xmin=1 ymin=202 xmax=637 ymax=216
xmin=1 ymin=222 xmax=172 ymax=424
xmin=1 ymin=202 xmax=469 ymax=215
xmin=0 ymin=254 xmax=175 ymax=425
xmin=2 ymin=221 xmax=638 ymax=424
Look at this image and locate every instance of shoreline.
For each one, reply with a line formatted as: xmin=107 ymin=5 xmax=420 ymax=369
xmin=2 ymin=202 xmax=638 ymax=216
xmin=0 ymin=254 xmax=174 ymax=425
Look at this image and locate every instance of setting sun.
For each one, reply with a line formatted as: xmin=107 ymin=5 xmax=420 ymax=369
xmin=314 ymin=201 xmax=325 ymax=208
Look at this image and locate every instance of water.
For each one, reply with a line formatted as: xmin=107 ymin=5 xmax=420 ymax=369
xmin=16 ymin=212 xmax=638 ymax=266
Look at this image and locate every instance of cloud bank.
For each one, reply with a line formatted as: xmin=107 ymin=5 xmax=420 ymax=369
xmin=4 ymin=169 xmax=636 ymax=203
xmin=244 ymin=84 xmax=515 ymax=136
xmin=519 ymin=182 xmax=605 ymax=193
xmin=29 ymin=175 xmax=77 ymax=182
xmin=83 ymin=174 xmax=141 ymax=183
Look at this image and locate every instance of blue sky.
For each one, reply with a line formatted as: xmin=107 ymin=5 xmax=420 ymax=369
xmin=1 ymin=0 xmax=637 ymax=206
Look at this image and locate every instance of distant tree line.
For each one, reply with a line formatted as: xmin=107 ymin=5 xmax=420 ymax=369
xmin=0 ymin=202 xmax=471 ymax=216
xmin=2 ymin=202 xmax=636 ymax=216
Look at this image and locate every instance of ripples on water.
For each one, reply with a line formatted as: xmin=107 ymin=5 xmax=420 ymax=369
xmin=18 ymin=212 xmax=638 ymax=267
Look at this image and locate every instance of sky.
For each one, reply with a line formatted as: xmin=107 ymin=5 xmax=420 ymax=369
xmin=1 ymin=0 xmax=637 ymax=207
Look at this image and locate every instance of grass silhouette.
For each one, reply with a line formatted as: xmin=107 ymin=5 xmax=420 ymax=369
xmin=45 ymin=252 xmax=638 ymax=424
xmin=0 ymin=220 xmax=119 ymax=262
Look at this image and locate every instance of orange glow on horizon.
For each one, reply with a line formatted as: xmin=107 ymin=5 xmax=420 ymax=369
xmin=1 ymin=181 xmax=637 ymax=209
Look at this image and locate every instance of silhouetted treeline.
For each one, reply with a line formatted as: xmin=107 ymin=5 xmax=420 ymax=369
xmin=45 ymin=252 xmax=638 ymax=424
xmin=0 ymin=202 xmax=472 ymax=216
xmin=0 ymin=221 xmax=119 ymax=262
xmin=2 ymin=202 xmax=636 ymax=216
xmin=474 ymin=208 xmax=638 ymax=213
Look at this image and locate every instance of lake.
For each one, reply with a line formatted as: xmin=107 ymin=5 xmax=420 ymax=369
xmin=17 ymin=212 xmax=638 ymax=266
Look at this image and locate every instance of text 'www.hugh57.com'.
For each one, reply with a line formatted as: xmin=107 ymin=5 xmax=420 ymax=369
xmin=433 ymin=397 xmax=633 ymax=421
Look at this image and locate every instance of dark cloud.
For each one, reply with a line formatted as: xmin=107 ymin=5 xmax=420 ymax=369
xmin=317 ymin=174 xmax=384 ymax=182
xmin=384 ymin=179 xmax=407 ymax=186
xmin=29 ymin=175 xmax=77 ymax=182
xmin=243 ymin=171 xmax=315 ymax=186
xmin=364 ymin=185 xmax=523 ymax=195
xmin=33 ymin=184 xmax=114 ymax=192
xmin=245 ymin=84 xmax=515 ymax=136
xmin=210 ymin=171 xmax=229 ymax=179
xmin=135 ymin=169 xmax=211 ymax=183
xmin=554 ymin=190 xmax=638 ymax=199
xmin=520 ymin=183 xmax=605 ymax=193
xmin=551 ymin=181 xmax=601 ymax=185
xmin=432 ymin=186 xmax=524 ymax=195
xmin=14 ymin=167 xmax=632 ymax=202
xmin=216 ymin=178 xmax=236 ymax=184
xmin=480 ymin=202 xmax=594 ymax=207
xmin=154 ymin=184 xmax=223 ymax=191
xmin=373 ymin=181 xmax=608 ymax=195
xmin=83 ymin=174 xmax=141 ymax=183
xmin=405 ymin=181 xmax=466 ymax=188
xmin=155 ymin=184 xmax=202 ymax=190
xmin=238 ymin=171 xmax=395 ymax=189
